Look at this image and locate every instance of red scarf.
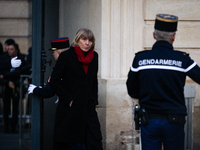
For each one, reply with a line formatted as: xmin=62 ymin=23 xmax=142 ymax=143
xmin=74 ymin=45 xmax=94 ymax=74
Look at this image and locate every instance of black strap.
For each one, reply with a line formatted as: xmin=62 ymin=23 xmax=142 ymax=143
xmin=148 ymin=113 xmax=168 ymax=119
xmin=148 ymin=113 xmax=186 ymax=124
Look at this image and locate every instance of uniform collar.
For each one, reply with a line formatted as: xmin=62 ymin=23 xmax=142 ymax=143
xmin=152 ymin=40 xmax=174 ymax=50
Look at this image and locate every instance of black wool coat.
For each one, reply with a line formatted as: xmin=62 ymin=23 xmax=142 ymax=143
xmin=0 ymin=60 xmax=12 ymax=71
xmin=49 ymin=47 xmax=102 ymax=144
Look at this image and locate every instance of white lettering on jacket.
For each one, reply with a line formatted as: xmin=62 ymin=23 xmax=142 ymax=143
xmin=138 ymin=59 xmax=182 ymax=67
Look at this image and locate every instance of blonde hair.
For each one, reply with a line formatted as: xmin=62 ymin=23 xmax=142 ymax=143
xmin=71 ymin=28 xmax=95 ymax=49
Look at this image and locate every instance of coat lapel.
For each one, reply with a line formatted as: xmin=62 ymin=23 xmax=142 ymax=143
xmin=87 ymin=52 xmax=97 ymax=76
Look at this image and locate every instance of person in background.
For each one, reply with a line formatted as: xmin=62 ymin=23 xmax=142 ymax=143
xmin=28 ymin=37 xmax=87 ymax=150
xmin=1 ymin=43 xmax=26 ymax=133
xmin=126 ymin=14 xmax=200 ymax=150
xmin=0 ymin=42 xmax=3 ymax=56
xmin=4 ymin=39 xmax=15 ymax=53
xmin=0 ymin=57 xmax=21 ymax=71
xmin=1 ymin=46 xmax=32 ymax=81
xmin=28 ymin=37 xmax=70 ymax=98
xmin=0 ymin=39 xmax=17 ymax=75
xmin=24 ymin=47 xmax=32 ymax=75
xmin=49 ymin=28 xmax=103 ymax=150
xmin=0 ymin=39 xmax=15 ymax=60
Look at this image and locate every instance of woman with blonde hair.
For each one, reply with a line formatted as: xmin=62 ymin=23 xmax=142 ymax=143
xmin=50 ymin=28 xmax=103 ymax=150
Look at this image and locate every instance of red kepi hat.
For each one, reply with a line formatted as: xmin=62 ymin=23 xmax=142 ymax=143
xmin=49 ymin=37 xmax=70 ymax=51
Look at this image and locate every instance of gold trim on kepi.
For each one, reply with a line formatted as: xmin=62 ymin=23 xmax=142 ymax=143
xmin=156 ymin=15 xmax=178 ymax=23
xmin=154 ymin=14 xmax=178 ymax=32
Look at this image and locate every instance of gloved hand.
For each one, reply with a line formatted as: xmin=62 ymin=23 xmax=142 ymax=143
xmin=28 ymin=84 xmax=37 ymax=94
xmin=11 ymin=56 xmax=22 ymax=68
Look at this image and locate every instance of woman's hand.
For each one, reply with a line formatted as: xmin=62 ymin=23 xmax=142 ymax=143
xmin=69 ymin=101 xmax=73 ymax=107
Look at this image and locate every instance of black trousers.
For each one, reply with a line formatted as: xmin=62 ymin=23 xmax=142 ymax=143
xmin=53 ymin=125 xmax=103 ymax=150
xmin=3 ymin=84 xmax=19 ymax=132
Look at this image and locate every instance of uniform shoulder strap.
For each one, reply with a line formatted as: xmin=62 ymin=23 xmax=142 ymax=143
xmin=47 ymin=76 xmax=51 ymax=83
xmin=175 ymin=50 xmax=189 ymax=56
xmin=135 ymin=50 xmax=149 ymax=55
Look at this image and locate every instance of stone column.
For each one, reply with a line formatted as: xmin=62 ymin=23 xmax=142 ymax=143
xmin=99 ymin=0 xmax=144 ymax=149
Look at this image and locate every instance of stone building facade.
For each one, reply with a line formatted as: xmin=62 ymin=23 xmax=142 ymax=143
xmin=0 ymin=0 xmax=32 ymax=54
xmin=0 ymin=0 xmax=200 ymax=149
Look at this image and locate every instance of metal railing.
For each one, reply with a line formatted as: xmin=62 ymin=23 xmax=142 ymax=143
xmin=19 ymin=75 xmax=31 ymax=150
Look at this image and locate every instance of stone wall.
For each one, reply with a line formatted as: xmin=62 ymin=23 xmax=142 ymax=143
xmin=0 ymin=0 xmax=32 ymax=54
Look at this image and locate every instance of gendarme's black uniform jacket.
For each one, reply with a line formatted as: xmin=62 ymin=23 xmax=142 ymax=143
xmin=49 ymin=47 xmax=102 ymax=144
xmin=33 ymin=77 xmax=55 ymax=98
xmin=126 ymin=41 xmax=200 ymax=116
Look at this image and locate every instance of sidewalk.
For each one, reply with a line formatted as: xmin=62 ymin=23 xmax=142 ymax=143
xmin=0 ymin=120 xmax=31 ymax=150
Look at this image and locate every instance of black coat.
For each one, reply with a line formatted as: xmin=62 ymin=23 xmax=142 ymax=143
xmin=50 ymin=47 xmax=102 ymax=143
xmin=2 ymin=53 xmax=26 ymax=82
xmin=0 ymin=60 xmax=12 ymax=71
xmin=33 ymin=80 xmax=55 ymax=98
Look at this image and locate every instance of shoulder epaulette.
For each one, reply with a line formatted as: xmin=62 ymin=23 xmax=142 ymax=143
xmin=48 ymin=76 xmax=51 ymax=82
xmin=135 ymin=50 xmax=149 ymax=55
xmin=175 ymin=50 xmax=189 ymax=56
